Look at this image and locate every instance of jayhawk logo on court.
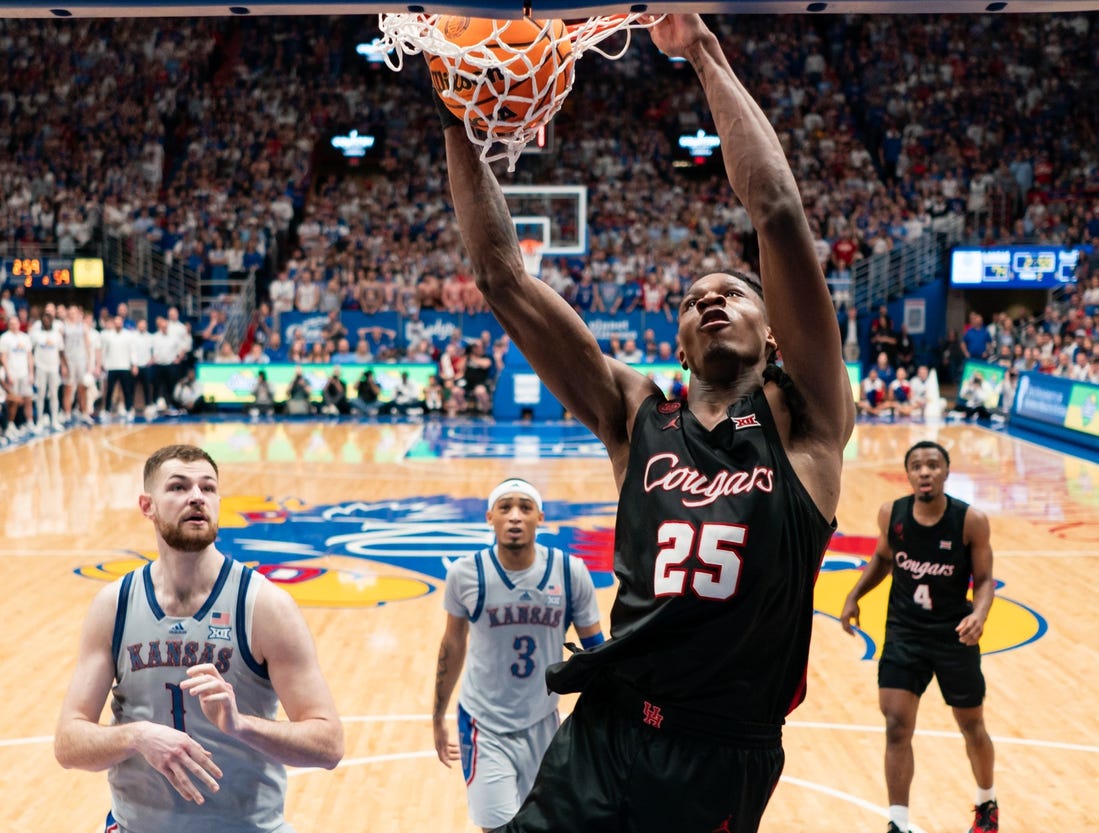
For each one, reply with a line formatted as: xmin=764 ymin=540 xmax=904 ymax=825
xmin=75 ymin=494 xmax=619 ymax=607
xmin=73 ymin=498 xmax=1048 ymax=655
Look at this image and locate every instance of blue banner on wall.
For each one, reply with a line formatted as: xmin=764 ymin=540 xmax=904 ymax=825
xmin=583 ymin=311 xmax=645 ymax=349
xmin=1010 ymin=370 xmax=1099 ymax=453
xmin=405 ymin=310 xmax=506 ymax=350
xmin=1013 ymin=371 xmax=1070 ymax=424
xmin=279 ymin=311 xmax=402 ymax=348
xmin=279 ymin=310 xmax=506 ymax=351
xmin=276 ymin=310 xmax=677 ymax=355
xmin=581 ymin=310 xmax=679 ymax=352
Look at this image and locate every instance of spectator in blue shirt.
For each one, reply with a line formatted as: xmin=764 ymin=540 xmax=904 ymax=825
xmin=618 ymin=278 xmax=642 ymax=314
xmin=263 ymin=331 xmax=288 ymax=363
xmin=962 ymin=313 xmax=994 ymax=362
xmin=331 ymin=338 xmax=357 ymax=364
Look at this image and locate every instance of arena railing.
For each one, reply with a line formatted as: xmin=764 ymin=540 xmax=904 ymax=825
xmin=849 ymin=214 xmax=965 ymax=311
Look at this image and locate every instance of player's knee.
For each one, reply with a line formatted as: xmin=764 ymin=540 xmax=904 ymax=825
xmin=881 ymin=710 xmax=915 ymax=742
xmin=954 ymin=710 xmax=987 ymax=738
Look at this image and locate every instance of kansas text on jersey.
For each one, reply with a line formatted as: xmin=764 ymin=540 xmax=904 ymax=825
xmin=108 ymin=557 xmax=294 ymax=833
xmin=444 ymin=544 xmax=600 ymax=734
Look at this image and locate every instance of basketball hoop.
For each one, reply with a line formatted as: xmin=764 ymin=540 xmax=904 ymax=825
xmin=519 ymin=238 xmax=545 ymax=277
xmin=378 ymin=13 xmax=663 ymax=171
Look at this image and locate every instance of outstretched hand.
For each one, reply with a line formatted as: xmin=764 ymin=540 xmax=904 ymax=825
xmin=138 ymin=722 xmax=223 ymax=803
xmin=181 ymin=663 xmax=242 ymax=736
xmin=647 ymin=14 xmax=710 ymax=60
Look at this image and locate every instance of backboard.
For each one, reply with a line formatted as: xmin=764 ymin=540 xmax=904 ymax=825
xmin=504 ymin=185 xmax=588 ymax=258
xmin=1 ymin=0 xmax=1094 ymax=19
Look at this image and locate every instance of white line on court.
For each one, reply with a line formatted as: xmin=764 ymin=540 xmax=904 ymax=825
xmin=779 ymin=775 xmax=929 ymax=833
xmin=13 ymin=716 xmax=1099 ymax=755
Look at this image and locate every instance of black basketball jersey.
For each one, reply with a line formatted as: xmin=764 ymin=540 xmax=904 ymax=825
xmin=547 ymin=390 xmax=835 ymax=726
xmin=885 ymin=494 xmax=974 ymax=639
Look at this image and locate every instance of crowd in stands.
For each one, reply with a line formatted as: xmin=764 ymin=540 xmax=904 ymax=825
xmin=3 ymin=15 xmax=1097 ymax=303
xmin=2 ymin=13 xmax=1099 ymax=429
xmin=852 ymin=281 xmax=1099 ymax=423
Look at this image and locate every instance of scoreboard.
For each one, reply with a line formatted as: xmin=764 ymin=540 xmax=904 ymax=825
xmin=950 ymin=246 xmax=1083 ymax=290
xmin=2 ymin=257 xmax=104 ymax=289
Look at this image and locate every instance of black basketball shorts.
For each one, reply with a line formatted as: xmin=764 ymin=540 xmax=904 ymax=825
xmin=878 ymin=634 xmax=986 ymax=708
xmin=492 ymin=675 xmax=785 ymax=833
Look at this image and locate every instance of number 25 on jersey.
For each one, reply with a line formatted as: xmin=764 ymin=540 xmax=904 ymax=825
xmin=654 ymin=521 xmax=746 ymax=601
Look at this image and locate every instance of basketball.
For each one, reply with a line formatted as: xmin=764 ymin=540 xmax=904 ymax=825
xmin=427 ymin=16 xmax=574 ymax=134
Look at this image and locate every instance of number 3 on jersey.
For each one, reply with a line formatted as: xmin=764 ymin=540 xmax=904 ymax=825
xmin=511 ymin=635 xmax=536 ymax=678
xmin=654 ymin=521 xmax=746 ymax=600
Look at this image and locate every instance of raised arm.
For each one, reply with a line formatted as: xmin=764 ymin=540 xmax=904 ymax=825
xmin=653 ymin=16 xmax=854 ymax=450
xmin=441 ymin=127 xmax=657 ymax=462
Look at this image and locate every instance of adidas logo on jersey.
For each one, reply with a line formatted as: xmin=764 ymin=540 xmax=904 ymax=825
xmin=168 ymin=622 xmax=187 ymax=635
xmin=518 ymin=591 xmax=533 ymax=601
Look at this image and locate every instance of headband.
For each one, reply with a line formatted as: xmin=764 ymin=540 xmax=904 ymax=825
xmin=487 ymin=479 xmax=543 ymax=512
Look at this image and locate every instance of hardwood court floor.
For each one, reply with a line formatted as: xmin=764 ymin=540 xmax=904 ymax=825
xmin=2 ymin=418 xmax=1097 ymax=832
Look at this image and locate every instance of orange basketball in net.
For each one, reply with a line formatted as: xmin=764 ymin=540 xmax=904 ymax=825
xmin=427 ymin=16 xmax=574 ymax=135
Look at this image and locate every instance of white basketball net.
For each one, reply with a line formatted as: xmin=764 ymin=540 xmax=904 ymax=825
xmin=519 ymin=238 xmax=544 ymax=276
xmin=378 ymin=13 xmax=662 ymax=170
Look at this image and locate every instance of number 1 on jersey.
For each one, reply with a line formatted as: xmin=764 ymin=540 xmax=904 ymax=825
xmin=165 ymin=682 xmax=187 ymax=731
xmin=654 ymin=521 xmax=746 ymax=601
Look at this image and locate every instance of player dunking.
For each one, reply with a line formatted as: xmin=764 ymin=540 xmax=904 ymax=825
xmin=841 ymin=441 xmax=999 ymax=833
xmin=433 ymin=479 xmax=603 ymax=830
xmin=437 ymin=14 xmax=854 ymax=833
xmin=54 ymin=444 xmax=344 ymax=833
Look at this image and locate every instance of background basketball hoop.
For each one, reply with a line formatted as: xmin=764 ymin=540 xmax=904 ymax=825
xmin=519 ymin=238 xmax=545 ymax=277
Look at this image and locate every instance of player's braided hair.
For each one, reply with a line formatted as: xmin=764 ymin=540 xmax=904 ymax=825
xmin=731 ymin=268 xmax=810 ymax=430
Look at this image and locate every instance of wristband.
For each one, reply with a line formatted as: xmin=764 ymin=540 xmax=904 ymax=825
xmin=580 ymin=632 xmax=605 ymax=650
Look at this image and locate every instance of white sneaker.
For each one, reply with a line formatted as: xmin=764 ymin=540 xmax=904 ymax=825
xmin=52 ymin=416 xmax=65 ymax=431
xmin=3 ymin=424 xmax=16 ymax=440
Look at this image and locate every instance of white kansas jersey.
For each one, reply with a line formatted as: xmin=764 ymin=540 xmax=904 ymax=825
xmin=108 ymin=557 xmax=295 ymax=833
xmin=445 ymin=544 xmax=600 ymax=734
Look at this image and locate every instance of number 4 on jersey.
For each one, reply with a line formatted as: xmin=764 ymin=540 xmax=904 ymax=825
xmin=913 ymin=583 xmax=933 ymax=610
xmin=653 ymin=521 xmax=746 ymax=601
